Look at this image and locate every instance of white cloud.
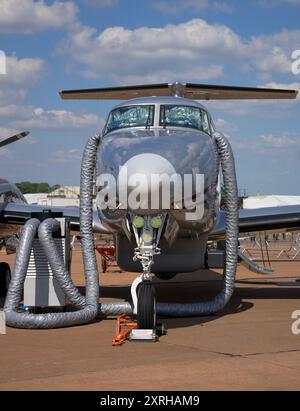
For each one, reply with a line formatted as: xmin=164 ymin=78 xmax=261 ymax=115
xmin=84 ymin=0 xmax=120 ymax=7
xmin=117 ymin=65 xmax=224 ymax=85
xmin=0 ymin=55 xmax=44 ymax=86
xmin=0 ymin=105 xmax=21 ymax=117
xmin=65 ymin=19 xmax=243 ymax=83
xmin=259 ymin=0 xmax=300 ymax=7
xmin=0 ymin=104 xmax=33 ymax=118
xmin=229 ymin=132 xmax=300 ymax=155
xmin=12 ymin=107 xmax=103 ymax=130
xmin=50 ymin=148 xmax=82 ymax=163
xmin=0 ymin=89 xmax=27 ymax=104
xmin=214 ymin=118 xmax=239 ymax=134
xmin=248 ymin=29 xmax=300 ymax=77
xmin=0 ymin=52 xmax=103 ymax=136
xmin=64 ymin=18 xmax=300 ymax=84
xmin=0 ymin=127 xmax=19 ymax=140
xmin=260 ymin=133 xmax=300 ymax=149
xmin=0 ymin=147 xmax=13 ymax=159
xmin=0 ymin=0 xmax=78 ymax=34
xmin=154 ymin=0 xmax=232 ymax=14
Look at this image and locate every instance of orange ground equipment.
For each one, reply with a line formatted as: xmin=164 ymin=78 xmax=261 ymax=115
xmin=112 ymin=314 xmax=138 ymax=346
xmin=95 ymin=240 xmax=121 ymax=273
xmin=112 ymin=314 xmax=165 ymax=346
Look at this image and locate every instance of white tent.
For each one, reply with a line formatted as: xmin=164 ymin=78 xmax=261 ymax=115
xmin=243 ymin=195 xmax=300 ymax=209
xmin=24 ymin=193 xmax=48 ymax=205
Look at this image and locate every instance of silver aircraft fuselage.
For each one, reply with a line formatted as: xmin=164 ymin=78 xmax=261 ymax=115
xmin=97 ymin=96 xmax=220 ymax=232
xmin=96 ymin=96 xmax=220 ymax=274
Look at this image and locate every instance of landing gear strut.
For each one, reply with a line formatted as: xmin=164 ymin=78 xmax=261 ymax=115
xmin=129 ymin=214 xmax=166 ymax=338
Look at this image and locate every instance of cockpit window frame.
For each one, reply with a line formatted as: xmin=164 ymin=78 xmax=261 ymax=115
xmin=103 ymin=104 xmax=155 ymax=135
xmin=159 ymin=104 xmax=212 ymax=135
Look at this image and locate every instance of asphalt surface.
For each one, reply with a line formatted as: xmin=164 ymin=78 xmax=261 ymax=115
xmin=0 ymin=249 xmax=300 ymax=391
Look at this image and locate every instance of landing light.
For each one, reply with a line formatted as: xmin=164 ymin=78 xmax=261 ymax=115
xmin=133 ymin=216 xmax=144 ymax=229
xmin=142 ymin=231 xmax=153 ymax=243
xmin=151 ymin=216 xmax=162 ymax=229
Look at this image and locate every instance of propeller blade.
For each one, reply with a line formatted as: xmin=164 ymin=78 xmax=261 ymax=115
xmin=0 ymin=131 xmax=30 ymax=148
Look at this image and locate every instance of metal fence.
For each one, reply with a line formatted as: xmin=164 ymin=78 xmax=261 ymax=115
xmin=240 ymin=232 xmax=300 ymax=261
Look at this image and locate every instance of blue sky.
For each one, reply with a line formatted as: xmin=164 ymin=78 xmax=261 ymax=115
xmin=0 ymin=0 xmax=299 ymax=195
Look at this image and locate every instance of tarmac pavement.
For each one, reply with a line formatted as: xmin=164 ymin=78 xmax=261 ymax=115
xmin=0 ymin=250 xmax=300 ymax=391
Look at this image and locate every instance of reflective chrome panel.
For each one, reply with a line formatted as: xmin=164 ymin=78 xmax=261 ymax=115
xmin=96 ymin=127 xmax=219 ymax=233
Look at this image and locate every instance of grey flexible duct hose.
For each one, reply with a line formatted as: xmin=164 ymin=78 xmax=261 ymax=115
xmin=3 ymin=219 xmax=96 ymax=328
xmin=4 ymin=217 xmax=99 ymax=328
xmin=4 ymin=219 xmax=40 ymax=326
xmin=38 ymin=217 xmax=132 ymax=316
xmin=156 ymin=132 xmax=239 ymax=317
xmin=5 ymin=134 xmax=131 ymax=329
xmin=3 ymin=135 xmax=102 ymax=328
xmin=38 ymin=218 xmax=85 ymax=309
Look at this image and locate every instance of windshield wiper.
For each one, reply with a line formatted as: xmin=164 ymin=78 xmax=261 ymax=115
xmin=145 ymin=116 xmax=151 ymax=129
xmin=160 ymin=106 xmax=167 ymax=129
xmin=145 ymin=106 xmax=153 ymax=129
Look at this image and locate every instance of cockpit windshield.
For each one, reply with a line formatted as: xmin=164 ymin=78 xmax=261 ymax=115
xmin=104 ymin=105 xmax=154 ymax=134
xmin=160 ymin=105 xmax=211 ymax=134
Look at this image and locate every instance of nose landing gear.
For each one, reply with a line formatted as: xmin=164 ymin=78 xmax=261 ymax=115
xmin=129 ymin=214 xmax=166 ymax=340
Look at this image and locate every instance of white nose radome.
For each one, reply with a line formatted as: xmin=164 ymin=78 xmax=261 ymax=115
xmin=118 ymin=153 xmax=181 ymax=211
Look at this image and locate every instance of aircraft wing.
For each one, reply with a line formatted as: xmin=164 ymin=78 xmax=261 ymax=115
xmin=210 ymin=204 xmax=300 ymax=240
xmin=60 ymin=83 xmax=171 ymax=100
xmin=183 ymin=83 xmax=298 ymax=100
xmin=2 ymin=200 xmax=300 ymax=240
xmin=0 ymin=202 xmax=111 ymax=235
xmin=60 ymin=83 xmax=298 ymax=101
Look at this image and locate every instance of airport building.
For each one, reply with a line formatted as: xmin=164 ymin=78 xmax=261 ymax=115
xmin=25 ymin=185 xmax=81 ymax=207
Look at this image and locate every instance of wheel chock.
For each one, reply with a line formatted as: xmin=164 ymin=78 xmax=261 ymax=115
xmin=112 ymin=314 xmax=138 ymax=346
xmin=112 ymin=314 xmax=166 ymax=346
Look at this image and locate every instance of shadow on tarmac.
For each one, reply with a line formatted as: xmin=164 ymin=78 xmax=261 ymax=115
xmin=2 ymin=268 xmax=299 ymax=331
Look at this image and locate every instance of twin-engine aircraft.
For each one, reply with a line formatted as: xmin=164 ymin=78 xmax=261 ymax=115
xmin=0 ymin=83 xmax=299 ymax=329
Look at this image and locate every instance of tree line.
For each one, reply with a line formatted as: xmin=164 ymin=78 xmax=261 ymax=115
xmin=15 ymin=182 xmax=60 ymax=194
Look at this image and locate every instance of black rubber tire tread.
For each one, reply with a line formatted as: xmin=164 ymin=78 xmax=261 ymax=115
xmin=137 ymin=283 xmax=156 ymax=329
xmin=0 ymin=262 xmax=11 ymax=298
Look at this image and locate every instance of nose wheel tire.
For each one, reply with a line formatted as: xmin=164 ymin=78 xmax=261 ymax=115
xmin=0 ymin=262 xmax=11 ymax=298
xmin=137 ymin=283 xmax=156 ymax=330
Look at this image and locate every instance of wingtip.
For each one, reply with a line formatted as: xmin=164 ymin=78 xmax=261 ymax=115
xmin=58 ymin=90 xmax=65 ymax=99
